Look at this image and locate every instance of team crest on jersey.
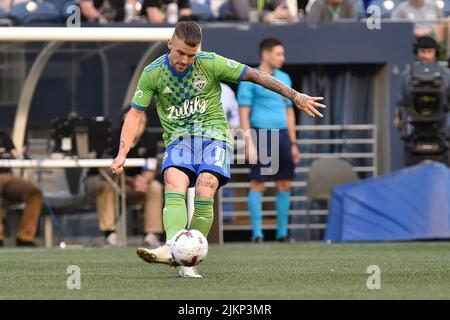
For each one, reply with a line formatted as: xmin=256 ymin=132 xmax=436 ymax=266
xmin=194 ymin=73 xmax=207 ymax=91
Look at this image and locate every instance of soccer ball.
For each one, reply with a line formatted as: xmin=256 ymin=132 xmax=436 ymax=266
xmin=170 ymin=229 xmax=208 ymax=266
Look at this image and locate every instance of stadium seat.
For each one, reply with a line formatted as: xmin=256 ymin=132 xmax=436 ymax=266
xmin=9 ymin=0 xmax=63 ymax=25
xmin=305 ymin=158 xmax=359 ymax=241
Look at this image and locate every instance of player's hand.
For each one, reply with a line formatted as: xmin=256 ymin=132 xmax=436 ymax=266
xmin=393 ymin=109 xmax=404 ymax=130
xmin=293 ymin=93 xmax=326 ymax=118
xmin=291 ymin=144 xmax=301 ymax=164
xmin=393 ymin=117 xmax=404 ymax=130
xmin=111 ymin=155 xmax=126 ymax=175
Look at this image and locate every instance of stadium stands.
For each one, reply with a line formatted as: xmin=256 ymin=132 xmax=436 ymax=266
xmin=9 ymin=0 xmax=62 ymax=25
xmin=2 ymin=0 xmax=450 ymax=26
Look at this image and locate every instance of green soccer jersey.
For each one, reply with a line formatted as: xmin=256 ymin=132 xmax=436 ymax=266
xmin=131 ymin=51 xmax=248 ymax=147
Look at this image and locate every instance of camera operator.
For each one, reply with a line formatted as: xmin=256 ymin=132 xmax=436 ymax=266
xmin=394 ymin=35 xmax=450 ymax=166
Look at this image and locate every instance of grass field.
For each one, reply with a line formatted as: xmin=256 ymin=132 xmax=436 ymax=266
xmin=1 ymin=242 xmax=449 ymax=300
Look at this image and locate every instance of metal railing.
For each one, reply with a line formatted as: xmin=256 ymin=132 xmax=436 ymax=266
xmin=219 ymin=124 xmax=378 ymax=240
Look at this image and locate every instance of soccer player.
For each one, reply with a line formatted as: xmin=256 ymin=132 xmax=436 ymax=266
xmin=110 ymin=21 xmax=326 ymax=278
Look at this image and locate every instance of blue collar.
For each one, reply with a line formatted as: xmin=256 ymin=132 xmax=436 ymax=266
xmin=165 ymin=53 xmax=193 ymax=78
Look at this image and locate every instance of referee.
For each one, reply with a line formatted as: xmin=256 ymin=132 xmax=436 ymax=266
xmin=238 ymin=38 xmax=301 ymax=243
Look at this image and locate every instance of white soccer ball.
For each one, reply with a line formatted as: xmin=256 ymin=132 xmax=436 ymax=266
xmin=170 ymin=229 xmax=208 ymax=266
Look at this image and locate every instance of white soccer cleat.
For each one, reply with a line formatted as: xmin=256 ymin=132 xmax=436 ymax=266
xmin=179 ymin=266 xmax=202 ymax=278
xmin=136 ymin=245 xmax=179 ymax=267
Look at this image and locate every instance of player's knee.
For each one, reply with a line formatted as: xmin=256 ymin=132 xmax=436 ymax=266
xmin=251 ymin=181 xmax=265 ymax=193
xmin=195 ymin=172 xmax=219 ymax=198
xmin=164 ymin=167 xmax=190 ymax=192
xmin=277 ymin=180 xmax=291 ymax=192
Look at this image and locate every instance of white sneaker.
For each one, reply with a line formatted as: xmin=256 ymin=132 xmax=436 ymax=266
xmin=105 ymin=232 xmax=121 ymax=247
xmin=136 ymin=245 xmax=179 ymax=267
xmin=179 ymin=266 xmax=202 ymax=278
xmin=143 ymin=233 xmax=162 ymax=248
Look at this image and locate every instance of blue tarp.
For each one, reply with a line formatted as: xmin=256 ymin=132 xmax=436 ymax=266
xmin=325 ymin=162 xmax=450 ymax=242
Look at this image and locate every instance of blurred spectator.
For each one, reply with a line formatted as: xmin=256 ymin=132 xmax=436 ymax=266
xmin=78 ymin=0 xmax=138 ymax=23
xmin=189 ymin=0 xmax=230 ymax=21
xmin=391 ymin=0 xmax=443 ymax=38
xmin=297 ymin=0 xmax=309 ymax=11
xmin=228 ymin=0 xmax=298 ymax=23
xmin=0 ymin=130 xmax=42 ymax=248
xmin=0 ymin=0 xmax=27 ymax=14
xmin=307 ymin=0 xmax=356 ymax=23
xmin=142 ymin=0 xmax=192 ymax=23
xmin=0 ymin=0 xmax=10 ymax=13
xmin=85 ymin=108 xmax=164 ymax=247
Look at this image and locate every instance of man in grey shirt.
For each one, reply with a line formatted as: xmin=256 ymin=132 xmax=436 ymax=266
xmin=307 ymin=0 xmax=356 ymax=23
xmin=391 ymin=0 xmax=443 ymax=37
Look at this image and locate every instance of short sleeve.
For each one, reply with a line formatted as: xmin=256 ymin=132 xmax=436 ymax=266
xmin=237 ymin=81 xmax=254 ymax=107
xmin=131 ymin=70 xmax=156 ymax=110
xmin=213 ymin=53 xmax=248 ymax=83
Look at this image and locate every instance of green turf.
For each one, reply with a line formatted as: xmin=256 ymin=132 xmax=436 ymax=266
xmin=0 ymin=242 xmax=449 ymax=300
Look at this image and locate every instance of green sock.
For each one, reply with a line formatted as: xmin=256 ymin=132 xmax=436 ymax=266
xmin=163 ymin=191 xmax=187 ymax=241
xmin=190 ymin=198 xmax=214 ymax=237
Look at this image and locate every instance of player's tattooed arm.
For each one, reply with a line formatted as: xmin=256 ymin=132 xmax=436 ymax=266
xmin=242 ymin=67 xmax=326 ymax=118
xmin=111 ymin=108 xmax=143 ymax=175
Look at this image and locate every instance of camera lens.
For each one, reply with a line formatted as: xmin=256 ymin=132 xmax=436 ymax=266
xmin=414 ymin=93 xmax=439 ymax=117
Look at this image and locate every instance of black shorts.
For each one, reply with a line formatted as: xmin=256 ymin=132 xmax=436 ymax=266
xmin=249 ymin=128 xmax=296 ymax=181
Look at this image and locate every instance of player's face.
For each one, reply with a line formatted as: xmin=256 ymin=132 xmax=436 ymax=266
xmin=417 ymin=48 xmax=436 ymax=64
xmin=262 ymin=45 xmax=285 ymax=70
xmin=167 ymin=36 xmax=200 ymax=73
